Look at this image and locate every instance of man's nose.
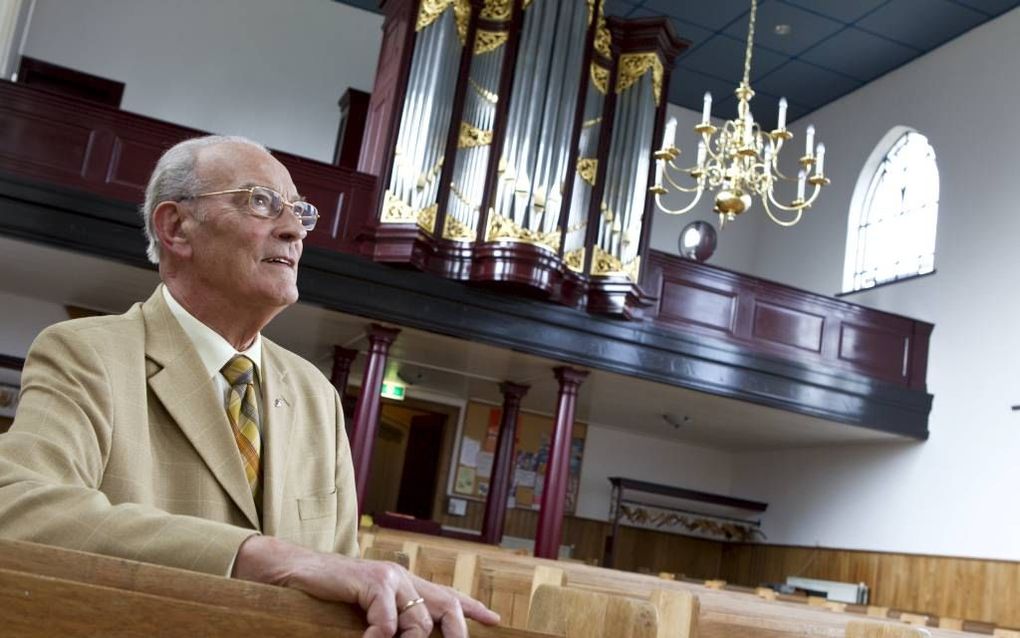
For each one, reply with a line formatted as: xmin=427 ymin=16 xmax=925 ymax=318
xmin=274 ymin=207 xmax=308 ymax=241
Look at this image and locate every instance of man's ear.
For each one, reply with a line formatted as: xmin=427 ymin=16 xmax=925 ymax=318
xmin=152 ymin=201 xmax=194 ymax=260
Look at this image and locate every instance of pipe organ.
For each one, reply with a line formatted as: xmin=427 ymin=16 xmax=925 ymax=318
xmin=362 ymin=0 xmax=686 ymax=318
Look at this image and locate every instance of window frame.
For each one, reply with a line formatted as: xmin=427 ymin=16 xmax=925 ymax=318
xmin=842 ymin=126 xmax=940 ymax=293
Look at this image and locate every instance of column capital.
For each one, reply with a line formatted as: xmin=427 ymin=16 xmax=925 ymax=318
xmin=366 ymin=323 xmax=401 ymax=345
xmin=553 ymin=366 xmax=589 ymax=387
xmin=498 ymin=381 xmax=530 ymax=401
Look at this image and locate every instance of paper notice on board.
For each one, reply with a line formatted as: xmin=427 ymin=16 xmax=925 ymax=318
xmin=459 ymin=437 xmax=480 ymax=467
xmin=475 ymin=451 xmax=494 ymax=478
xmin=514 ymin=469 xmax=536 ymax=487
xmin=455 ymin=466 xmax=476 ymax=493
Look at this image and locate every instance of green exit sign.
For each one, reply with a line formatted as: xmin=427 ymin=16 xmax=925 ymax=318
xmin=380 ymin=381 xmax=406 ymax=401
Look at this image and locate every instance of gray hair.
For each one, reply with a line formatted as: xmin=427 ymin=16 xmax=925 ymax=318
xmin=140 ymin=135 xmax=269 ymax=264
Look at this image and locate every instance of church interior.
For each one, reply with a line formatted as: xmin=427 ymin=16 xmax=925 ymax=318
xmin=0 ymin=0 xmax=1018 ymax=635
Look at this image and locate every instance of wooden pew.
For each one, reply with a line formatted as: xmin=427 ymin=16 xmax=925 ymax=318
xmin=0 ymin=539 xmax=552 ymax=638
xmin=362 ymin=528 xmax=988 ymax=638
xmin=528 ymin=584 xmax=658 ymax=638
xmin=846 ymin=620 xmax=933 ymax=637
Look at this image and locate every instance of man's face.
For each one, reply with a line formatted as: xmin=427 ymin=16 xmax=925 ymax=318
xmin=183 ymin=143 xmax=306 ymax=313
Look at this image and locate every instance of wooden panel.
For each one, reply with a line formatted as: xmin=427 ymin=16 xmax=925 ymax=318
xmin=752 ymin=301 xmax=824 ymax=353
xmin=643 ymin=250 xmax=933 ymax=393
xmin=839 ymin=322 xmax=909 ymax=382
xmin=658 ymin=278 xmax=738 ymax=335
xmin=0 ymin=112 xmax=92 ymax=175
xmin=718 ymin=543 xmax=1020 ymax=627
xmin=107 ymin=136 xmax=164 ymax=191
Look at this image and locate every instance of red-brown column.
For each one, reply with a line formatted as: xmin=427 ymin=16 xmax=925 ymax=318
xmin=480 ymin=382 xmax=530 ymax=545
xmin=534 ymin=367 xmax=588 ymax=559
xmin=350 ymin=324 xmax=401 ymax=511
xmin=331 ymin=346 xmax=359 ymax=439
xmin=330 ymin=346 xmax=359 ymax=395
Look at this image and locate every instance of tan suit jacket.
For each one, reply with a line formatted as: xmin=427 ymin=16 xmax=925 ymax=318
xmin=0 ymin=288 xmax=358 ymax=575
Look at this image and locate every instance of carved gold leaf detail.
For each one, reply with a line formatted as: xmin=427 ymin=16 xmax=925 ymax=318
xmin=590 ymin=63 xmax=609 ymax=95
xmin=591 ymin=246 xmax=639 ymax=280
xmin=454 ymin=0 xmax=471 ymax=43
xmin=416 ymin=0 xmax=454 ymax=32
xmin=418 ymin=203 xmax=438 ymax=235
xmin=486 ymin=210 xmax=561 ymax=251
xmin=617 ymin=52 xmax=664 ymax=104
xmin=443 ymin=214 xmax=475 ymax=241
xmin=594 ymin=13 xmax=612 ymax=60
xmin=458 ymin=121 xmax=494 ymax=149
xmin=475 ymin=29 xmax=509 ymax=54
xmin=565 ymin=248 xmax=585 ymax=272
xmin=480 ymin=0 xmax=511 ymax=21
xmin=382 ymin=190 xmax=417 ymax=223
xmin=576 ymin=157 xmax=598 ymax=186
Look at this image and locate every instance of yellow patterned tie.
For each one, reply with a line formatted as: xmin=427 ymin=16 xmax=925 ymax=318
xmin=221 ymin=355 xmax=262 ymax=505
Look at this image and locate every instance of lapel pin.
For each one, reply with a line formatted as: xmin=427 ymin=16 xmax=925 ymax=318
xmin=274 ymin=398 xmax=284 ymax=408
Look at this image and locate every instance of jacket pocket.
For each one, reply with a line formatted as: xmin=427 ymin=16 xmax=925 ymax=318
xmin=297 ymin=489 xmax=337 ymax=520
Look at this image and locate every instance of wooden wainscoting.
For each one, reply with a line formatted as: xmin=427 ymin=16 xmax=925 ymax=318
xmin=435 ymin=500 xmax=1018 ymax=627
xmin=718 ymin=543 xmax=1020 ymax=627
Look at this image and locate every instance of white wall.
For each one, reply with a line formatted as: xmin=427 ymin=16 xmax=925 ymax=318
xmin=647 ymin=103 xmax=765 ymax=275
xmin=22 ymin=0 xmax=382 ymax=162
xmin=576 ymin=423 xmax=733 ymax=522
xmin=732 ymin=8 xmax=1020 ymax=560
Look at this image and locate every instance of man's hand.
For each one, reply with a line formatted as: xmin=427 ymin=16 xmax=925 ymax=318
xmin=232 ymin=535 xmax=500 ymax=637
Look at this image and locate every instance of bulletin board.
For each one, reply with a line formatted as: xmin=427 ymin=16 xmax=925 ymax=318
xmin=450 ymin=401 xmax=586 ymax=514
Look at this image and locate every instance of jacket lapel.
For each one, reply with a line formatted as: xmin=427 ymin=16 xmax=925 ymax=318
xmin=142 ymin=288 xmax=261 ymax=530
xmin=259 ymin=342 xmax=296 ymax=537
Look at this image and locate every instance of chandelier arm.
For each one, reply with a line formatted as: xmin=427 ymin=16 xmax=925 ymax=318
xmin=655 ymin=186 xmax=704 ymax=215
xmin=762 ymin=193 xmax=803 ymax=227
xmin=662 ymin=168 xmax=703 ymax=193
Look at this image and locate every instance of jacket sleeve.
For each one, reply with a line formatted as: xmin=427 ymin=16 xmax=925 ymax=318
xmin=0 ymin=323 xmax=256 ymax=576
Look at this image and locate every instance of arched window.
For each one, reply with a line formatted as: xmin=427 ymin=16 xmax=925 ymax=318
xmin=843 ymin=128 xmax=939 ymax=292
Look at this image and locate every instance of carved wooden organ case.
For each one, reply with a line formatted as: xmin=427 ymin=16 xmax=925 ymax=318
xmin=360 ymin=0 xmax=686 ymax=318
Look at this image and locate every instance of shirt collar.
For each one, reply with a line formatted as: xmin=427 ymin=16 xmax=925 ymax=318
xmin=162 ymin=285 xmax=262 ymax=381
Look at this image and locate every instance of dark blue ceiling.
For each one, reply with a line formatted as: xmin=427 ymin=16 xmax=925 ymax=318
xmin=335 ymin=0 xmax=1019 ymax=127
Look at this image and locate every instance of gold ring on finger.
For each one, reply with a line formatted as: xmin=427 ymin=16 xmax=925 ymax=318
xmin=399 ymin=597 xmax=426 ymax=614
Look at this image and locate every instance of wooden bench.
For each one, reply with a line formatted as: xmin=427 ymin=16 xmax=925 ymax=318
xmin=361 ymin=527 xmax=994 ymax=637
xmin=0 ymin=539 xmax=553 ymax=638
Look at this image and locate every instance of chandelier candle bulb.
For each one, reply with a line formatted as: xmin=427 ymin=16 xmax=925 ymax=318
xmin=805 ymin=125 xmax=815 ymax=157
xmin=777 ymin=97 xmax=787 ymax=130
xmin=701 ymin=92 xmax=712 ymax=125
xmin=815 ymin=143 xmax=826 ymax=175
xmin=797 ymin=169 xmax=807 ymax=200
xmin=663 ymin=117 xmax=677 ymax=150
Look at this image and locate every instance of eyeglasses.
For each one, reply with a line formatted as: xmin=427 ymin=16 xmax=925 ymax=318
xmin=187 ymin=185 xmax=319 ymax=231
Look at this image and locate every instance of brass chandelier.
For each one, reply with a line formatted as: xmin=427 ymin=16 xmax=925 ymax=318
xmin=650 ymin=0 xmax=829 ymax=227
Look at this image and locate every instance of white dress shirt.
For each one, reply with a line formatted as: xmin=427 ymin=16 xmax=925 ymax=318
xmin=161 ymin=285 xmax=264 ymax=432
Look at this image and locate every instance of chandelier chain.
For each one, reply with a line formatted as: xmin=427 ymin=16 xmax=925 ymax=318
xmin=741 ymin=0 xmax=757 ymax=87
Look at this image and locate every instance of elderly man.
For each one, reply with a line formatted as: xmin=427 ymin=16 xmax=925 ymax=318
xmin=0 ymin=135 xmax=497 ymax=637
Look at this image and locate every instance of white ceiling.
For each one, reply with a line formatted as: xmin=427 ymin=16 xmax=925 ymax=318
xmin=0 ymin=235 xmax=908 ymax=451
